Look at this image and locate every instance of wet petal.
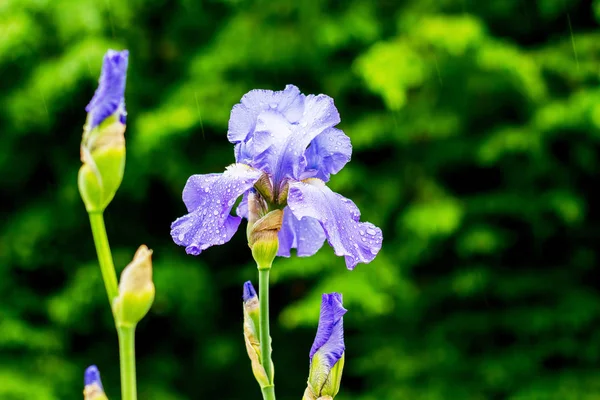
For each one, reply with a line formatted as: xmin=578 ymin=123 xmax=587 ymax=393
xmin=227 ymin=84 xmax=304 ymax=144
xmin=287 ymin=179 xmax=383 ymax=269
xmin=277 ymin=207 xmax=326 ymax=257
xmin=304 ymin=128 xmax=352 ymax=182
xmin=236 ymin=191 xmax=249 ymax=219
xmin=170 ymin=164 xmax=261 ymax=255
xmin=253 ymin=94 xmax=341 ymax=186
xmin=86 ymin=49 xmax=129 ymax=129
xmin=310 ymin=293 xmax=347 ymax=369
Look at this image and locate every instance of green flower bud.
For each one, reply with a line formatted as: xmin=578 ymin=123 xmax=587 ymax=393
xmin=112 ymin=245 xmax=155 ymax=327
xmin=78 ymin=115 xmax=126 ymax=213
xmin=247 ymin=191 xmax=283 ymax=270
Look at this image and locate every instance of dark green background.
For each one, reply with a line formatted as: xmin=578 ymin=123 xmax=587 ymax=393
xmin=2 ymin=0 xmax=600 ymax=398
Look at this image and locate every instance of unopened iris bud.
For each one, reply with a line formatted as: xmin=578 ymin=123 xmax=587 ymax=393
xmin=112 ymin=245 xmax=155 ymax=327
xmin=83 ymin=365 xmax=109 ymax=400
xmin=247 ymin=189 xmax=283 ymax=270
xmin=242 ymin=281 xmax=273 ymax=388
xmin=78 ymin=49 xmax=129 ymax=213
xmin=303 ymin=293 xmax=347 ymax=400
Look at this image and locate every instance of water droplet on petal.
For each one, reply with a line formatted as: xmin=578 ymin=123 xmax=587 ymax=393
xmin=213 ymin=210 xmax=219 ymax=215
xmin=367 ymin=228 xmax=376 ymax=235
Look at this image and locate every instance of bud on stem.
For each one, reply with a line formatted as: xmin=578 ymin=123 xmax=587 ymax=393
xmin=112 ymin=245 xmax=155 ymax=327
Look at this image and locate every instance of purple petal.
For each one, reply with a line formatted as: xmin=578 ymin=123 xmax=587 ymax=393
xmin=86 ymin=49 xmax=129 ymax=130
xmin=170 ymin=164 xmax=261 ymax=255
xmin=243 ymin=281 xmax=257 ymax=302
xmin=253 ymin=94 xmax=341 ymax=187
xmin=236 ymin=191 xmax=249 ymax=219
xmin=277 ymin=207 xmax=326 ymax=257
xmin=303 ymin=128 xmax=352 ymax=182
xmin=310 ymin=293 xmax=347 ymax=369
xmin=287 ymin=180 xmax=383 ymax=269
xmin=227 ymin=84 xmax=304 ymax=144
xmin=84 ymin=365 xmax=103 ymax=390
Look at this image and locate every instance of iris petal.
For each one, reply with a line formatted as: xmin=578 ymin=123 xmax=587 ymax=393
xmin=86 ymin=49 xmax=129 ymax=129
xmin=304 ymin=127 xmax=352 ymax=182
xmin=310 ymin=293 xmax=347 ymax=369
xmin=253 ymin=94 xmax=341 ymax=186
xmin=227 ymin=84 xmax=304 ymax=144
xmin=170 ymin=164 xmax=261 ymax=255
xmin=277 ymin=207 xmax=326 ymax=257
xmin=287 ymin=179 xmax=383 ymax=269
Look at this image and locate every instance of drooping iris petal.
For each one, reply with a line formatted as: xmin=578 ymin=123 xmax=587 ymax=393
xmin=277 ymin=207 xmax=326 ymax=257
xmin=171 ymin=164 xmax=261 ymax=255
xmin=228 ymin=84 xmax=305 ymax=144
xmin=310 ymin=293 xmax=347 ymax=369
xmin=253 ymin=94 xmax=341 ymax=186
xmin=287 ymin=179 xmax=383 ymax=269
xmin=86 ymin=49 xmax=129 ymax=129
xmin=303 ymin=127 xmax=352 ymax=182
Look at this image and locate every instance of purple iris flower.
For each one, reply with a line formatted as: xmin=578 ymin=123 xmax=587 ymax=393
xmin=310 ymin=293 xmax=346 ymax=369
xmin=84 ymin=365 xmax=103 ymax=390
xmin=170 ymin=85 xmax=382 ymax=269
xmin=86 ymin=49 xmax=129 ymax=129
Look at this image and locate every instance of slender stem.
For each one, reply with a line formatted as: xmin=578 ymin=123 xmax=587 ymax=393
xmin=259 ymin=267 xmax=276 ymax=400
xmin=118 ymin=325 xmax=137 ymax=400
xmin=88 ymin=212 xmax=119 ymax=303
xmin=261 ymin=385 xmax=275 ymax=400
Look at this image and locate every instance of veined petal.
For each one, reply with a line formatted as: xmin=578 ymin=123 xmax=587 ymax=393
xmin=310 ymin=293 xmax=347 ymax=369
xmin=86 ymin=49 xmax=129 ymax=129
xmin=254 ymin=94 xmax=341 ymax=186
xmin=170 ymin=164 xmax=261 ymax=255
xmin=287 ymin=179 xmax=383 ymax=269
xmin=228 ymin=84 xmax=304 ymax=144
xmin=303 ymin=128 xmax=352 ymax=182
xmin=277 ymin=207 xmax=326 ymax=257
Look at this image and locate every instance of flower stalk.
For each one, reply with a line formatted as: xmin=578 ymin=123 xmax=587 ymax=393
xmin=88 ymin=212 xmax=119 ymax=303
xmin=117 ymin=325 xmax=137 ymax=400
xmin=258 ymin=267 xmax=275 ymax=400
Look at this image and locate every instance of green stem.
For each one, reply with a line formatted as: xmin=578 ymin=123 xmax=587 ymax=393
xmin=118 ymin=325 xmax=137 ymax=400
xmin=261 ymin=385 xmax=275 ymax=400
xmin=88 ymin=212 xmax=119 ymax=303
xmin=259 ymin=267 xmax=276 ymax=400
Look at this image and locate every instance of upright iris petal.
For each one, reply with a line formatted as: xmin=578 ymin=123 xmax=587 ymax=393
xmin=85 ymin=49 xmax=129 ymax=129
xmin=287 ymin=179 xmax=383 ymax=269
xmin=171 ymin=164 xmax=261 ymax=255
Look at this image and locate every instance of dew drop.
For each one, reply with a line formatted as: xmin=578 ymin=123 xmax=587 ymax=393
xmin=178 ymin=233 xmax=185 ymax=241
xmin=213 ymin=210 xmax=219 ymax=215
xmin=367 ymin=228 xmax=376 ymax=235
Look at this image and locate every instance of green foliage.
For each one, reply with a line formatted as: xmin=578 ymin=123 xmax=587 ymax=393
xmin=1 ymin=0 xmax=600 ymax=398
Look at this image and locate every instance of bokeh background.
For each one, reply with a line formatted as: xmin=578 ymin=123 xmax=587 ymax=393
xmin=2 ymin=0 xmax=600 ymax=398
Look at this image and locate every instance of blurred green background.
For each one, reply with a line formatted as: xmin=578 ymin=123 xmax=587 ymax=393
xmin=2 ymin=0 xmax=600 ymax=399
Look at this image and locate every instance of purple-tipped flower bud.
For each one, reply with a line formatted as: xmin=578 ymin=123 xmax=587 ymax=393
xmin=303 ymin=293 xmax=347 ymax=400
xmin=242 ymin=281 xmax=273 ymax=389
xmin=79 ymin=49 xmax=129 ymax=213
xmin=83 ymin=365 xmax=108 ymax=400
xmin=243 ymin=280 xmax=257 ymax=303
